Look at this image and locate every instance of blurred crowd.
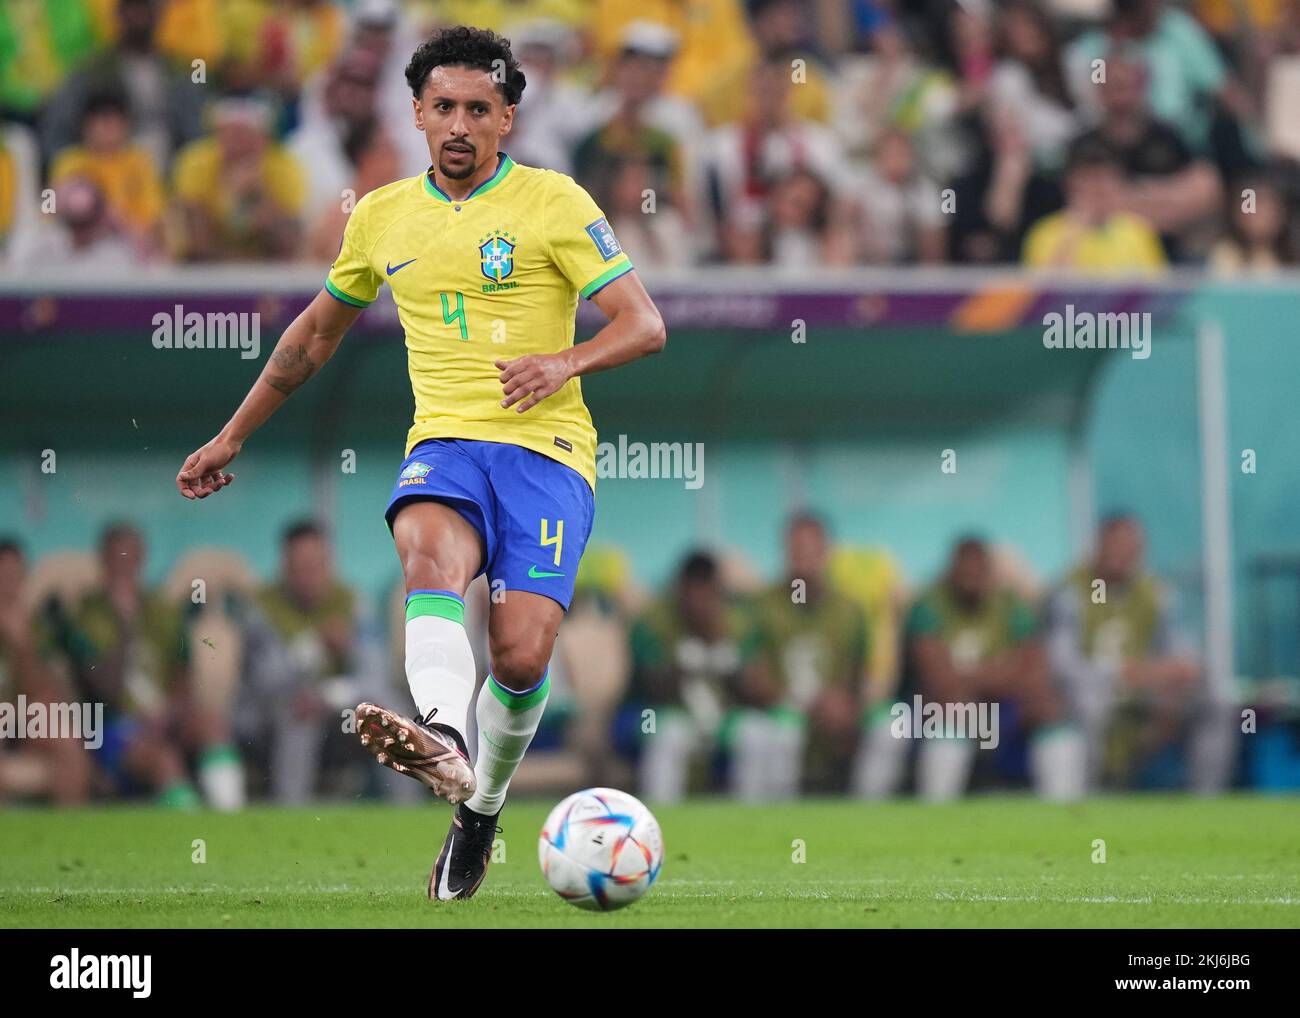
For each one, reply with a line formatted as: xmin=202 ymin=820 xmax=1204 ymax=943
xmin=4 ymin=0 xmax=1300 ymax=274
xmin=3 ymin=509 xmax=1252 ymax=809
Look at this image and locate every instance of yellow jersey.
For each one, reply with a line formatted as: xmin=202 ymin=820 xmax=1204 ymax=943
xmin=326 ymin=154 xmax=633 ymax=490
xmin=1021 ymin=211 xmax=1167 ymax=275
xmin=51 ymin=144 xmax=164 ymax=232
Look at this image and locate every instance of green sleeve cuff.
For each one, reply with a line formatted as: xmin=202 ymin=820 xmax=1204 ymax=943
xmin=325 ymin=278 xmax=373 ymax=308
xmin=580 ymin=259 xmax=633 ymax=300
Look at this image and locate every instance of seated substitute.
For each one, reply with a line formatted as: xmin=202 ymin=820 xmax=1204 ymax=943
xmin=736 ymin=513 xmax=868 ymax=798
xmin=1043 ymin=513 xmax=1200 ymax=791
xmin=64 ymin=523 xmax=242 ymax=809
xmin=905 ymin=536 xmax=1072 ymax=800
xmin=0 ymin=539 xmax=91 ymax=805
xmin=628 ymin=550 xmax=746 ymax=801
xmin=239 ymin=520 xmax=375 ymax=803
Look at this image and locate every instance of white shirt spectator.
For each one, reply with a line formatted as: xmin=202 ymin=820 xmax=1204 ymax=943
xmin=703 ymin=120 xmax=850 ymax=236
xmin=990 ymin=61 xmax=1078 ymax=171
xmin=288 ymin=119 xmax=353 ymax=231
xmin=509 ymin=76 xmax=603 ymax=175
xmin=12 ymin=222 xmax=137 ymax=272
xmin=852 ymin=165 xmax=944 ymax=264
xmin=610 ymin=205 xmax=695 ymax=269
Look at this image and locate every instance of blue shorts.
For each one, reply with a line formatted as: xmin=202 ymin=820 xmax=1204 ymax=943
xmin=95 ymin=717 xmax=143 ymax=789
xmin=384 ymin=439 xmax=595 ymax=611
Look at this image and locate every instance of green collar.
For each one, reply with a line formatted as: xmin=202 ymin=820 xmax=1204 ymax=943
xmin=422 ymin=152 xmax=515 ymax=204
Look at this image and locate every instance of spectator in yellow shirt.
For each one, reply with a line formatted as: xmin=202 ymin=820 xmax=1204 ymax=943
xmin=50 ymin=90 xmax=165 ymax=254
xmin=700 ymin=0 xmax=834 ymax=127
xmin=592 ymin=2 xmax=756 ymax=115
xmin=440 ymin=0 xmax=590 ymax=36
xmin=1022 ymin=140 xmax=1166 ymax=274
xmin=92 ymin=0 xmax=225 ymax=69
xmin=169 ymin=96 xmax=305 ymax=261
xmin=231 ymin=0 xmax=347 ymax=95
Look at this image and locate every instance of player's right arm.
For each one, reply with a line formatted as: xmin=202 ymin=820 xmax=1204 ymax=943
xmin=178 ymin=190 xmax=383 ymax=500
xmin=175 ymin=289 xmax=363 ymax=499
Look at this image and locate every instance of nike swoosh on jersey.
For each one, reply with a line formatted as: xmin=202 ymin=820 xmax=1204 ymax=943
xmin=528 ymin=566 xmax=564 ymax=578
xmin=386 ymin=258 xmax=418 ymax=276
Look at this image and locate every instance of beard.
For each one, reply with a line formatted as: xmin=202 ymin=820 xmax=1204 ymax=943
xmin=438 ymin=144 xmax=477 ymax=180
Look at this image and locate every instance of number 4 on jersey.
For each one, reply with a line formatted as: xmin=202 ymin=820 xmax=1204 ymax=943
xmin=440 ymin=291 xmax=468 ymax=341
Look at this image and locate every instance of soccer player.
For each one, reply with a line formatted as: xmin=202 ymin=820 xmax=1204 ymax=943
xmin=738 ymin=513 xmax=868 ymax=798
xmin=175 ymin=27 xmax=666 ymax=899
xmin=0 ymin=539 xmax=92 ymax=805
xmin=1043 ymin=514 xmax=1199 ymax=793
xmin=904 ymin=536 xmax=1065 ymax=801
xmin=629 ymin=551 xmax=746 ymax=802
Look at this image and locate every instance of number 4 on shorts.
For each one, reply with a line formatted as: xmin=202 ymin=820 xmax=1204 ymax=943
xmin=540 ymin=518 xmax=564 ymax=567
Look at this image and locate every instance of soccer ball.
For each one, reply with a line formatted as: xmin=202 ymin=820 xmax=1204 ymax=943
xmin=538 ymin=787 xmax=663 ymax=911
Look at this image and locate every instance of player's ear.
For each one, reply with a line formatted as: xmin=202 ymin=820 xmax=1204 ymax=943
xmin=412 ymin=96 xmax=424 ymax=131
xmin=499 ymin=104 xmax=515 ymax=138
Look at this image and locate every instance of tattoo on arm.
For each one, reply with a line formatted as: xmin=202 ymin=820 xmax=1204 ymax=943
xmin=264 ymin=343 xmax=318 ymax=395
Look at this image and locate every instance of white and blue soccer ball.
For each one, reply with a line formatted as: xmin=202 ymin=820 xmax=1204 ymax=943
xmin=538 ymin=787 xmax=663 ymax=911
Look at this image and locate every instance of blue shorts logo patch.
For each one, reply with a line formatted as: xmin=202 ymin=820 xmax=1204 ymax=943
xmin=399 ymin=461 xmax=431 ymax=486
xmin=585 ymin=218 xmax=622 ymax=262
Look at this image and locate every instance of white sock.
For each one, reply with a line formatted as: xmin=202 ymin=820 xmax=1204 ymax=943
xmin=404 ymin=590 xmax=476 ymax=745
xmin=464 ymin=671 xmax=549 ymax=815
xmin=197 ymin=746 xmax=245 ymax=812
xmin=639 ymin=710 xmax=696 ymax=803
xmin=1030 ymin=724 xmax=1088 ymax=801
xmin=917 ymin=739 xmax=977 ymax=801
xmin=729 ymin=710 xmax=771 ymax=801
xmin=728 ymin=710 xmax=804 ymax=801
xmin=767 ymin=716 xmax=806 ymax=799
xmin=854 ymin=712 xmax=908 ymax=799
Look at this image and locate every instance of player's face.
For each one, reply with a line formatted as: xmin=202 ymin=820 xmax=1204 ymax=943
xmin=950 ymin=546 xmax=991 ymax=604
xmin=786 ymin=522 xmax=828 ymax=582
xmin=101 ymin=532 xmax=144 ymax=585
xmin=283 ymin=534 xmax=334 ymax=608
xmin=412 ymin=65 xmax=514 ymax=180
xmin=1096 ymin=520 xmax=1144 ymax=582
xmin=679 ymin=577 xmax=723 ymax=630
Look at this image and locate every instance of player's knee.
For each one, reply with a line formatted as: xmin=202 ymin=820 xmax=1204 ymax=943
xmin=490 ymin=631 xmax=552 ymax=690
xmin=398 ymin=546 xmax=474 ymax=595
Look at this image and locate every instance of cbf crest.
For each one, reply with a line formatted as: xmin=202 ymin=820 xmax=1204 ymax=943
xmin=479 ymin=230 xmax=517 ymax=284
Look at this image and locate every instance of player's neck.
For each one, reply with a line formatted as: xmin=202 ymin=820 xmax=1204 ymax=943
xmin=430 ymin=152 xmax=502 ymax=201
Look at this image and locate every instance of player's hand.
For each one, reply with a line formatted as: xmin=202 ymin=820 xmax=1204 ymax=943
xmin=496 ymin=352 xmax=573 ymax=414
xmin=176 ymin=436 xmax=241 ymax=500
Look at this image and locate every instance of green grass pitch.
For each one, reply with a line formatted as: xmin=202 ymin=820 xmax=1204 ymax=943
xmin=2 ymin=796 xmax=1298 ymax=928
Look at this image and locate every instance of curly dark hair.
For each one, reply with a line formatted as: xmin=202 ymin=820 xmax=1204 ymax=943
xmin=404 ymin=26 xmax=526 ymax=106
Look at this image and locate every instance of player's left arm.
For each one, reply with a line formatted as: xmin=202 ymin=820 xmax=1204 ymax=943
xmin=497 ymin=271 xmax=666 ymax=414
